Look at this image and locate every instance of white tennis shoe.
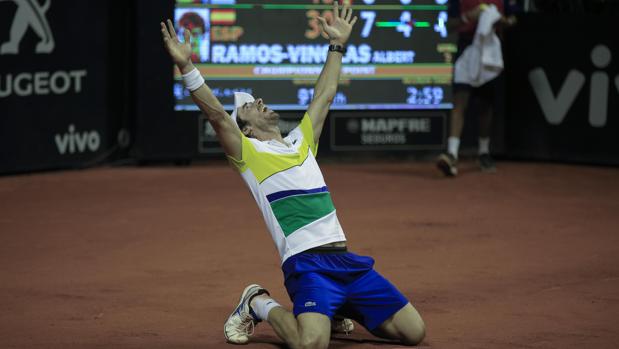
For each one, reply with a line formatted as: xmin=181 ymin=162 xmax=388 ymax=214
xmin=224 ymin=284 xmax=268 ymax=344
xmin=332 ymin=316 xmax=355 ymax=334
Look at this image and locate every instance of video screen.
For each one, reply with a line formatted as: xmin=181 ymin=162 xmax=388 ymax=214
xmin=173 ymin=0 xmax=454 ymax=111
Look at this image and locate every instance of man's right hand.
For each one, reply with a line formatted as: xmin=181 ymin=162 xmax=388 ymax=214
xmin=161 ymin=19 xmax=193 ymax=73
xmin=160 ymin=19 xmax=241 ymax=159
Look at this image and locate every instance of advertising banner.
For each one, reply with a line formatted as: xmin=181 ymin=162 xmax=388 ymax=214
xmin=504 ymin=14 xmax=619 ymax=164
xmin=0 ymin=0 xmax=109 ymax=174
xmin=330 ymin=111 xmax=445 ymax=151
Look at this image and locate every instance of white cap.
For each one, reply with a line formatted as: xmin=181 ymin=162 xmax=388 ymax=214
xmin=230 ymin=92 xmax=255 ymax=127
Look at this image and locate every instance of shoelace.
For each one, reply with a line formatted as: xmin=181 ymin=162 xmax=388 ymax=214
xmin=235 ymin=312 xmax=255 ymax=337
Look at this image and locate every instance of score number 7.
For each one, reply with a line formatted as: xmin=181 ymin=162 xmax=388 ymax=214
xmin=360 ymin=11 xmax=376 ymax=38
xmin=307 ymin=9 xmax=375 ymax=39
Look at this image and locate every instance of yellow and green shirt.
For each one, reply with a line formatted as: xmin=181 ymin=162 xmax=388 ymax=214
xmin=229 ymin=113 xmax=346 ymax=263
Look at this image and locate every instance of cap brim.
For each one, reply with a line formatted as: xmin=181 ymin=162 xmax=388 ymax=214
xmin=230 ymin=92 xmax=255 ymax=127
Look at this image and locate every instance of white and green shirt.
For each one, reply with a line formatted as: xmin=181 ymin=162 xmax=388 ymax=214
xmin=229 ymin=113 xmax=346 ymax=263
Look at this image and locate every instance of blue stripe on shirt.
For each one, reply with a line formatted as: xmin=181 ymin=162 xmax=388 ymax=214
xmin=266 ymin=186 xmax=329 ymax=203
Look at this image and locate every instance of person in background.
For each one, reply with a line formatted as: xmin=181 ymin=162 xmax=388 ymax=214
xmin=437 ymin=0 xmax=517 ymax=177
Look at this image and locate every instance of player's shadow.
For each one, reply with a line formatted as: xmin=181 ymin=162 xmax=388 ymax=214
xmin=251 ymin=334 xmax=428 ymax=348
xmin=331 ymin=335 xmax=430 ymax=347
xmin=248 ymin=336 xmax=287 ymax=348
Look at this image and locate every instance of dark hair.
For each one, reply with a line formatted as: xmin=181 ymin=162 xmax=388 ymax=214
xmin=236 ymin=114 xmax=249 ymax=135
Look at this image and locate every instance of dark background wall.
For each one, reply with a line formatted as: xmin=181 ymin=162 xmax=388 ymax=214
xmin=0 ymin=0 xmax=112 ymax=173
xmin=1 ymin=1 xmax=618 ymax=175
xmin=504 ymin=13 xmax=619 ymax=165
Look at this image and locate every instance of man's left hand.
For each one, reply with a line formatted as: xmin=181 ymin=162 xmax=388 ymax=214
xmin=316 ymin=1 xmax=358 ymax=46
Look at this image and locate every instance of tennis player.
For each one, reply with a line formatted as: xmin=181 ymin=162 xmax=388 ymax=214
xmin=161 ymin=2 xmax=425 ymax=347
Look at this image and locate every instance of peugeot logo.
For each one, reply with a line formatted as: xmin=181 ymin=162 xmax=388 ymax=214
xmin=1 ymin=0 xmax=54 ymax=55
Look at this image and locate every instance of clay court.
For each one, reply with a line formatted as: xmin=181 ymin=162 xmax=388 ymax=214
xmin=1 ymin=160 xmax=618 ymax=348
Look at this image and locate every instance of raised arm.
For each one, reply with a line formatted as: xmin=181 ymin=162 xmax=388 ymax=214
xmin=307 ymin=2 xmax=357 ymax=144
xmin=160 ymin=19 xmax=241 ymax=159
xmin=447 ymin=4 xmax=516 ymax=31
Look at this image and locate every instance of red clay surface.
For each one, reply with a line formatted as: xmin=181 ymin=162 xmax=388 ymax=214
xmin=1 ymin=161 xmax=618 ymax=349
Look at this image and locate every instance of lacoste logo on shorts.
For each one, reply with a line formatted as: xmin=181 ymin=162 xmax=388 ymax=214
xmin=304 ymin=301 xmax=316 ymax=307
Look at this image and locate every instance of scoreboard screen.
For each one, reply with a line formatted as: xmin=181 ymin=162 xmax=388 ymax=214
xmin=173 ymin=0 xmax=454 ymax=111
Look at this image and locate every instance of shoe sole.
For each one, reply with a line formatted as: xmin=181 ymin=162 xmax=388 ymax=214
xmin=332 ymin=317 xmax=355 ymax=334
xmin=224 ymin=284 xmax=261 ymax=343
xmin=436 ymin=155 xmax=457 ymax=177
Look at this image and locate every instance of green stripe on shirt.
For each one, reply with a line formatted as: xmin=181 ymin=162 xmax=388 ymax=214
xmin=270 ymin=192 xmax=335 ymax=236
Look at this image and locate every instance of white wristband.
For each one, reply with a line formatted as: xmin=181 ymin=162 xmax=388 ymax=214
xmin=182 ymin=68 xmax=205 ymax=92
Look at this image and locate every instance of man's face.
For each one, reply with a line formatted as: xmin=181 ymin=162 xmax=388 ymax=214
xmin=237 ymin=98 xmax=280 ymax=134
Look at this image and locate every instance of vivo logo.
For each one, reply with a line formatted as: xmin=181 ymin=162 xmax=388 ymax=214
xmin=529 ymin=45 xmax=619 ymax=127
xmin=1 ymin=0 xmax=54 ymax=55
xmin=54 ymin=124 xmax=100 ymax=155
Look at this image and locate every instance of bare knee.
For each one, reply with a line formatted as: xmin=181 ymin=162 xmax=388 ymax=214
xmin=379 ymin=315 xmax=425 ymax=346
xmin=298 ymin=334 xmax=329 ymax=349
xmin=286 ymin=333 xmax=328 ymax=349
xmin=295 ymin=313 xmax=331 ymax=349
xmin=375 ymin=303 xmax=426 ymax=346
xmin=400 ymin=319 xmax=426 ymax=346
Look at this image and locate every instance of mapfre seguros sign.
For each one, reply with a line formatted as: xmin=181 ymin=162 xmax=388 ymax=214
xmin=330 ymin=112 xmax=446 ymax=151
xmin=0 ymin=0 xmax=87 ymax=97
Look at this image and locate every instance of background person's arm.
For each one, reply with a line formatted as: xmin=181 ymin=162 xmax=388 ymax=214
xmin=161 ymin=20 xmax=242 ymax=160
xmin=306 ymin=2 xmax=357 ymax=145
xmin=446 ymin=1 xmax=485 ymax=31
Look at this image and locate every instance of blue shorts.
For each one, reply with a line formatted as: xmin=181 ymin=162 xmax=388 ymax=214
xmin=282 ymin=250 xmax=409 ymax=331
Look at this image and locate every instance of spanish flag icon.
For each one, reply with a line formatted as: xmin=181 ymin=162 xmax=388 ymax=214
xmin=211 ymin=9 xmax=236 ymax=25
